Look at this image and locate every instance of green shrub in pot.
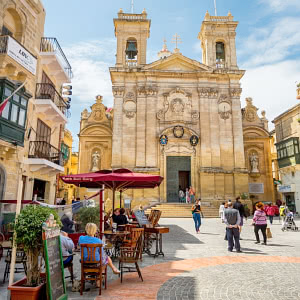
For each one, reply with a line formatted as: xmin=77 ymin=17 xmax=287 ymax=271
xmin=14 ymin=205 xmax=61 ymax=286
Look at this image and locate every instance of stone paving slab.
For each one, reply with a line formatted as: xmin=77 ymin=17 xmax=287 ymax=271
xmin=1 ymin=217 xmax=300 ymax=300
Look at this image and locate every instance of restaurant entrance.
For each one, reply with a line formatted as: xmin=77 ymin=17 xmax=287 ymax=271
xmin=166 ymin=156 xmax=191 ymax=202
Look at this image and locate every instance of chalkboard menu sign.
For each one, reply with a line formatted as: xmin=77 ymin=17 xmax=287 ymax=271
xmin=43 ymin=228 xmax=67 ymax=300
xmin=134 ymin=209 xmax=150 ymax=226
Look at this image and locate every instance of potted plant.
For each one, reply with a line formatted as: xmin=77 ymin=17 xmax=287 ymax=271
xmin=69 ymin=206 xmax=100 ymax=248
xmin=8 ymin=205 xmax=61 ymax=300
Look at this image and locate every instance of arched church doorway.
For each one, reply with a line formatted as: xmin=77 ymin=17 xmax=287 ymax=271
xmin=166 ymin=156 xmax=191 ymax=202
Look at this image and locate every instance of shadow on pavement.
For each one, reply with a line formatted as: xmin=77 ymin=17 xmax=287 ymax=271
xmin=199 ymin=232 xmax=220 ymax=236
xmin=163 ymin=224 xmax=204 ymax=245
xmin=267 ymin=243 xmax=294 ymax=247
xmin=240 ymin=247 xmax=268 ymax=255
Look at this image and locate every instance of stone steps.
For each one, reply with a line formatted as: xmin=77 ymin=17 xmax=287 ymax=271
xmin=145 ymin=203 xmax=220 ymax=218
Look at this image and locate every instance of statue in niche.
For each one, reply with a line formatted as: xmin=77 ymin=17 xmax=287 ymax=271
xmin=249 ymin=152 xmax=259 ymax=173
xmin=91 ymin=151 xmax=101 ymax=171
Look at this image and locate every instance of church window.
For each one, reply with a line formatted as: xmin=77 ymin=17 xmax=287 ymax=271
xmin=216 ymin=42 xmax=225 ymax=68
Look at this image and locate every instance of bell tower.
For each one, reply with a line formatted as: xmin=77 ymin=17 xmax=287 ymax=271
xmin=113 ymin=8 xmax=151 ymax=67
xmin=198 ymin=11 xmax=238 ymax=69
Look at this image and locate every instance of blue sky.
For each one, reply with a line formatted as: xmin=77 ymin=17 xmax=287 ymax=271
xmin=43 ymin=0 xmax=300 ymax=150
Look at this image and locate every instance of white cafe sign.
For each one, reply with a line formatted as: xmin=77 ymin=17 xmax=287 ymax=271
xmin=7 ymin=36 xmax=37 ymax=75
xmin=278 ymin=184 xmax=295 ymax=193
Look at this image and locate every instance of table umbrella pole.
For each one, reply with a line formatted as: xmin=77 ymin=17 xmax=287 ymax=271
xmin=99 ymin=186 xmax=104 ymax=238
xmin=120 ymin=190 xmax=122 ymax=208
xmin=112 ymin=187 xmax=115 ymax=211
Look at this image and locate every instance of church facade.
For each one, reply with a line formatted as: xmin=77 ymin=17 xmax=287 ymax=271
xmin=78 ymin=10 xmax=274 ymax=208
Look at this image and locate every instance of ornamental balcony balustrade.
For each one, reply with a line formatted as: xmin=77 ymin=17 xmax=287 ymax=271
xmin=40 ymin=37 xmax=73 ymax=83
xmin=29 ymin=140 xmax=63 ymax=167
xmin=35 ymin=83 xmax=69 ymax=123
xmin=125 ymin=59 xmax=138 ymax=67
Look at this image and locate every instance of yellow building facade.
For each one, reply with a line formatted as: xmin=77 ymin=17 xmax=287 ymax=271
xmin=0 ymin=0 xmax=72 ymax=216
xmin=78 ymin=9 xmax=274 ymax=209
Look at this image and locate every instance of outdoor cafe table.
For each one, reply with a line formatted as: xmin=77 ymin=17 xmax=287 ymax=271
xmin=102 ymin=230 xmax=130 ymax=259
xmin=144 ymin=227 xmax=169 ymax=257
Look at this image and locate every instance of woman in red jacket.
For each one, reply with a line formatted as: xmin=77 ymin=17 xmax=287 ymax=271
xmin=265 ymin=204 xmax=275 ymax=224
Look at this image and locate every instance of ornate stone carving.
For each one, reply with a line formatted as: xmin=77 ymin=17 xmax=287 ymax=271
xmin=125 ymin=92 xmax=135 ymax=99
xmin=145 ymin=86 xmax=158 ymax=96
xmin=81 ymin=109 xmax=89 ymax=119
xmin=218 ymin=94 xmax=232 ymax=120
xmin=173 ymin=125 xmax=184 ymax=138
xmin=112 ymin=86 xmax=125 ymax=97
xmin=171 ymin=98 xmax=185 ymax=114
xmin=90 ymin=95 xmax=106 ymax=122
xmin=243 ymin=98 xmax=259 ymax=122
xmin=230 ymin=88 xmax=242 ymax=98
xmin=198 ymin=88 xmax=219 ymax=98
xmin=157 ymin=98 xmax=169 ymax=120
xmin=191 ymin=111 xmax=200 ymax=120
xmin=249 ymin=152 xmax=259 ymax=173
xmin=91 ymin=151 xmax=101 ymax=171
xmin=123 ymin=97 xmax=136 ymax=119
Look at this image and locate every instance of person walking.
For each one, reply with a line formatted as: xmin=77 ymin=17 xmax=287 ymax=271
xmin=233 ymin=197 xmax=245 ymax=238
xmin=279 ymin=202 xmax=289 ymax=229
xmin=189 ymin=186 xmax=195 ymax=203
xmin=252 ymin=202 xmax=268 ymax=245
xmin=185 ymin=188 xmax=190 ymax=203
xmin=179 ymin=188 xmax=185 ymax=203
xmin=191 ymin=199 xmax=202 ymax=233
xmin=219 ymin=202 xmax=225 ymax=222
xmin=224 ymin=202 xmax=241 ymax=252
xmin=265 ymin=203 xmax=275 ymax=224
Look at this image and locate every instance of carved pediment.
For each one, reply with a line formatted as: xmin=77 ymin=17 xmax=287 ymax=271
xmin=145 ymin=53 xmax=212 ymax=72
xmin=156 ymin=87 xmax=199 ymax=124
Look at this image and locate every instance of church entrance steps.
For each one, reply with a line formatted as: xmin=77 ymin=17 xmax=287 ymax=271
xmin=145 ymin=203 xmax=220 ymax=218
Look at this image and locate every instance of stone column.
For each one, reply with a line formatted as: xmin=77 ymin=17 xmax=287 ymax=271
xmin=230 ymin=88 xmax=248 ymax=196
xmin=230 ymin=88 xmax=246 ymax=169
xmin=136 ymin=87 xmax=146 ymax=167
xmin=198 ymin=87 xmax=214 ymax=199
xmin=111 ymin=87 xmax=124 ymax=168
xmin=146 ymin=87 xmax=158 ymax=168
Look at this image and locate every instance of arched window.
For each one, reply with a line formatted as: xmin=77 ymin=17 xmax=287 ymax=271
xmin=125 ymin=38 xmax=138 ymax=66
xmin=216 ymin=42 xmax=225 ymax=68
xmin=2 ymin=9 xmax=23 ymax=42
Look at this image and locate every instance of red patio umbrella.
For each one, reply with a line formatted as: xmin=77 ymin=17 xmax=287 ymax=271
xmin=60 ymin=169 xmax=163 ymax=232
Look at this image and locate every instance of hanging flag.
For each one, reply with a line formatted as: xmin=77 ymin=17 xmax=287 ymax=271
xmin=0 ymin=80 xmax=27 ymax=115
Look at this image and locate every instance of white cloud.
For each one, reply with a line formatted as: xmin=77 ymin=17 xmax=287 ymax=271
xmin=238 ymin=17 xmax=300 ymax=68
xmin=261 ymin=0 xmax=300 ymax=12
xmin=64 ymin=39 xmax=116 ymax=106
xmin=241 ymin=60 xmax=300 ymax=127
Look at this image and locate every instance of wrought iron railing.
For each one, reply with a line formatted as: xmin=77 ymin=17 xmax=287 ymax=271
xmin=35 ymin=83 xmax=69 ymax=116
xmin=40 ymin=37 xmax=73 ymax=79
xmin=29 ymin=141 xmax=63 ymax=166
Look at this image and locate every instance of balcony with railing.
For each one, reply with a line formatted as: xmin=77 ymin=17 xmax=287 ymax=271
xmin=0 ymin=35 xmax=37 ymax=75
xmin=40 ymin=37 xmax=73 ymax=83
xmin=35 ymin=83 xmax=69 ymax=123
xmin=26 ymin=140 xmax=64 ymax=174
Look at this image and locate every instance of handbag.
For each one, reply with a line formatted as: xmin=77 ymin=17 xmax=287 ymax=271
xmin=266 ymin=227 xmax=272 ymax=239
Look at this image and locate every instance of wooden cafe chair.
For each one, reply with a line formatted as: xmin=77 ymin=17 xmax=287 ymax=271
xmin=118 ymin=234 xmax=144 ymax=283
xmin=80 ymin=244 xmax=107 ymax=295
xmin=123 ymin=228 xmax=144 ymax=248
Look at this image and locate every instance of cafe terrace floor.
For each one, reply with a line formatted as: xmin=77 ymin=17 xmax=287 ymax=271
xmin=1 ymin=217 xmax=300 ymax=300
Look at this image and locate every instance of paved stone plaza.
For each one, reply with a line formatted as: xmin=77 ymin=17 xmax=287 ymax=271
xmin=1 ymin=217 xmax=300 ymax=300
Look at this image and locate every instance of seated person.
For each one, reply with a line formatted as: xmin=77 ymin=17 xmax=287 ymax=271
xmin=61 ymin=212 xmax=74 ymax=234
xmin=117 ymin=208 xmax=129 ymax=225
xmin=60 ymin=231 xmax=74 ymax=267
xmin=78 ymin=223 xmax=120 ymax=286
xmin=111 ymin=208 xmax=120 ymax=224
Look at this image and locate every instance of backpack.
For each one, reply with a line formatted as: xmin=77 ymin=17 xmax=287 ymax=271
xmin=279 ymin=206 xmax=286 ymax=217
xmin=179 ymin=190 xmax=184 ymax=198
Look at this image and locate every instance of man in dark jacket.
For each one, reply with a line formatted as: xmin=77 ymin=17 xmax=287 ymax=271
xmin=233 ymin=196 xmax=245 ymax=237
xmin=224 ymin=202 xmax=241 ymax=252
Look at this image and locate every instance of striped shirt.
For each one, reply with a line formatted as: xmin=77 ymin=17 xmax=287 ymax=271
xmin=253 ymin=210 xmax=267 ymax=225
